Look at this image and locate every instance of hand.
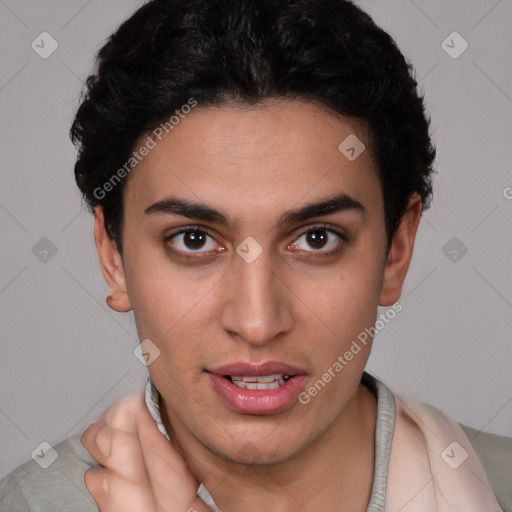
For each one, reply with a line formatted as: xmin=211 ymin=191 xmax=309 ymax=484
xmin=81 ymin=393 xmax=211 ymax=512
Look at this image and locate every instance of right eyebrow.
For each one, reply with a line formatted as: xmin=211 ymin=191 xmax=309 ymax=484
xmin=144 ymin=196 xmax=235 ymax=227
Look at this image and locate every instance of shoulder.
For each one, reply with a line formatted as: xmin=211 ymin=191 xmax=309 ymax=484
xmin=0 ymin=434 xmax=99 ymax=512
xmin=387 ymin=394 xmax=508 ymax=511
xmin=459 ymin=423 xmax=512 ymax=512
xmin=399 ymin=398 xmax=512 ymax=510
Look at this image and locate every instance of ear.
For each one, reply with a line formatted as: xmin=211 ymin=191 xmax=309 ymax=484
xmin=94 ymin=206 xmax=132 ymax=312
xmin=379 ymin=193 xmax=423 ymax=307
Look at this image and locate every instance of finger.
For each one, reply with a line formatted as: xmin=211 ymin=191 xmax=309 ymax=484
xmin=84 ymin=467 xmax=156 ymax=512
xmin=188 ymin=496 xmax=213 ymax=512
xmin=135 ymin=399 xmax=201 ymax=509
xmin=81 ymin=423 xmax=113 ymax=465
xmin=81 ymin=395 xmax=140 ymax=462
xmin=82 ymin=392 xmax=202 ymax=510
xmin=81 ymin=395 xmax=149 ymax=483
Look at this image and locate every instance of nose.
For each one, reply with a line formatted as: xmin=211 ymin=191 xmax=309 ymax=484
xmin=219 ymin=248 xmax=294 ymax=347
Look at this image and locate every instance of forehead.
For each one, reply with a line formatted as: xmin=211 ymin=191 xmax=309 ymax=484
xmin=123 ymin=100 xmax=381 ymax=224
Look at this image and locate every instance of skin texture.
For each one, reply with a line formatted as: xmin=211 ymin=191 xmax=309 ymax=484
xmin=85 ymin=100 xmax=422 ymax=511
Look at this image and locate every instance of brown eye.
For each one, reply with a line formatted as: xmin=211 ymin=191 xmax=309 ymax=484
xmin=292 ymin=225 xmax=346 ymax=254
xmin=183 ymin=231 xmax=207 ymax=250
xmin=166 ymin=229 xmax=219 ymax=254
xmin=305 ymin=229 xmax=328 ymax=250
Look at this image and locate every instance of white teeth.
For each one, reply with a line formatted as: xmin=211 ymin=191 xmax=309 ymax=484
xmin=253 ymin=375 xmax=276 ymax=383
xmin=246 ymin=381 xmax=281 ymax=390
xmin=229 ymin=374 xmax=289 ymax=389
xmin=231 ymin=374 xmax=283 ymax=383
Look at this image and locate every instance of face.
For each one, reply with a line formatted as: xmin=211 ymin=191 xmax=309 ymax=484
xmin=96 ymin=100 xmax=418 ymax=465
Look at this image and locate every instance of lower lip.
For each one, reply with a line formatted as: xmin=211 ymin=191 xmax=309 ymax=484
xmin=206 ymin=373 xmax=308 ymax=415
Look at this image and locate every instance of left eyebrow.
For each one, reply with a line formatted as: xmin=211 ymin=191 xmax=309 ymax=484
xmin=143 ymin=192 xmax=365 ymax=229
xmin=275 ymin=193 xmax=365 ymax=228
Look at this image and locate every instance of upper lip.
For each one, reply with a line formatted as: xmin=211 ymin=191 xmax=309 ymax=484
xmin=206 ymin=361 xmax=307 ymax=377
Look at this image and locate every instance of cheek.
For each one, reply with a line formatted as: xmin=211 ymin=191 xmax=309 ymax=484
xmin=295 ymin=263 xmax=381 ymax=412
xmin=295 ymin=253 xmax=383 ymax=339
xmin=123 ymin=254 xmax=211 ymax=350
xmin=288 ymin=250 xmax=384 ymax=402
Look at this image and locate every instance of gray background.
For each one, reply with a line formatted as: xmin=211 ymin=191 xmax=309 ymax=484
xmin=0 ymin=0 xmax=511 ymax=477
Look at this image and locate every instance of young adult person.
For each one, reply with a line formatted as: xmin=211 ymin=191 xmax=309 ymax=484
xmin=1 ymin=1 xmax=510 ymax=510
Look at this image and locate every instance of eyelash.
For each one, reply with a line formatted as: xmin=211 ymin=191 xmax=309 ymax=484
xmin=163 ymin=223 xmax=348 ymax=260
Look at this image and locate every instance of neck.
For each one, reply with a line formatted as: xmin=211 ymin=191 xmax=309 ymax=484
xmin=161 ymin=382 xmax=377 ymax=512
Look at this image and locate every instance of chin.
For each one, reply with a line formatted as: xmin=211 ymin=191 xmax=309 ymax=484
xmin=210 ymin=430 xmax=307 ymax=467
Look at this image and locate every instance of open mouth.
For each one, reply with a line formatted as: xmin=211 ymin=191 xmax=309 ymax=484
xmin=224 ymin=374 xmax=294 ymax=390
xmin=206 ymin=364 xmax=308 ymax=414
